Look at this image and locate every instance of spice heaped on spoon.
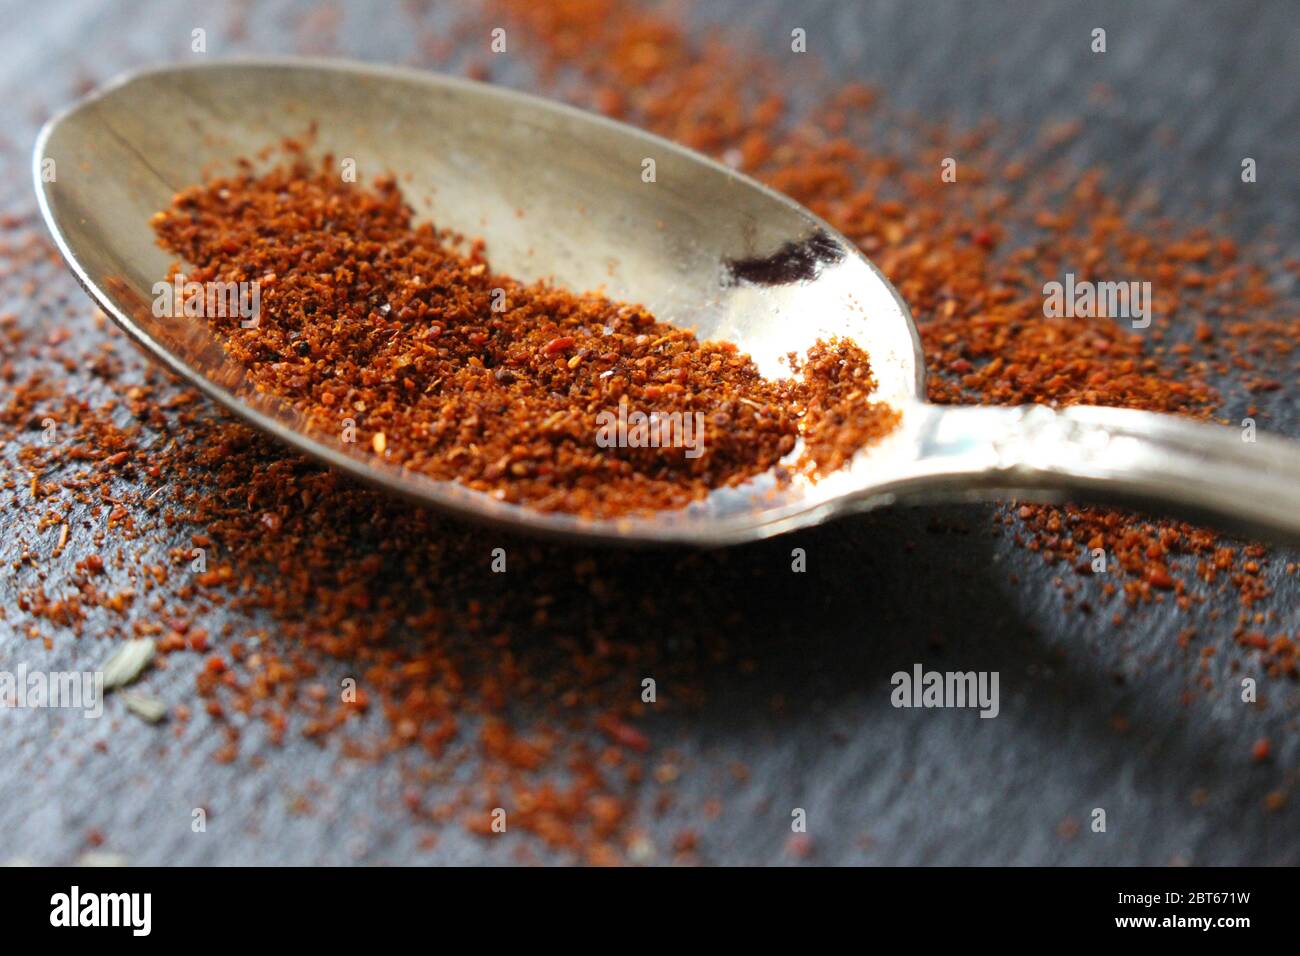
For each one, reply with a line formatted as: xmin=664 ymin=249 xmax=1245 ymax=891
xmin=150 ymin=149 xmax=901 ymax=520
xmin=34 ymin=60 xmax=1300 ymax=545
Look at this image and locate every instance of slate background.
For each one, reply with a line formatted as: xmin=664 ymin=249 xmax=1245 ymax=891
xmin=0 ymin=0 xmax=1297 ymax=865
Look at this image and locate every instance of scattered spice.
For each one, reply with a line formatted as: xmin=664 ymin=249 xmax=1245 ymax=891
xmin=1 ymin=0 xmax=1296 ymax=864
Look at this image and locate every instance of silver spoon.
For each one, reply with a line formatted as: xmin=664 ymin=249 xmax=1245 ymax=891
xmin=34 ymin=58 xmax=1300 ymax=546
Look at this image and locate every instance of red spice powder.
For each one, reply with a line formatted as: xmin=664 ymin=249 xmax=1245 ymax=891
xmin=150 ymin=152 xmax=898 ymax=518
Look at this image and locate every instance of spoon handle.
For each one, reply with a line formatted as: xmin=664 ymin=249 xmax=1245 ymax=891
xmin=896 ymin=403 xmax=1300 ymax=546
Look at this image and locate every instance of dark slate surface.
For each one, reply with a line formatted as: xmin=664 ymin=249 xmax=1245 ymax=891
xmin=0 ymin=0 xmax=1296 ymax=865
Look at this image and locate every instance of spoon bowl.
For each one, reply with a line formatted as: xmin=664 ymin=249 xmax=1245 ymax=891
xmin=34 ymin=59 xmax=1300 ymax=546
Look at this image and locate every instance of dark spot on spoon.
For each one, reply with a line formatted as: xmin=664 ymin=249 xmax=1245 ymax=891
xmin=724 ymin=230 xmax=844 ymax=286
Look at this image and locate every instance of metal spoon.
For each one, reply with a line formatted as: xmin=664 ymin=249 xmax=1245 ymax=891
xmin=34 ymin=58 xmax=1300 ymax=546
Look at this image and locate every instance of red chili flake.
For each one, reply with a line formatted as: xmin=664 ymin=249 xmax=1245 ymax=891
xmin=1146 ymin=567 xmax=1175 ymax=590
xmin=541 ymin=336 xmax=575 ymax=356
xmin=785 ymin=833 xmax=815 ymax=858
xmin=597 ymin=715 xmax=650 ymax=752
